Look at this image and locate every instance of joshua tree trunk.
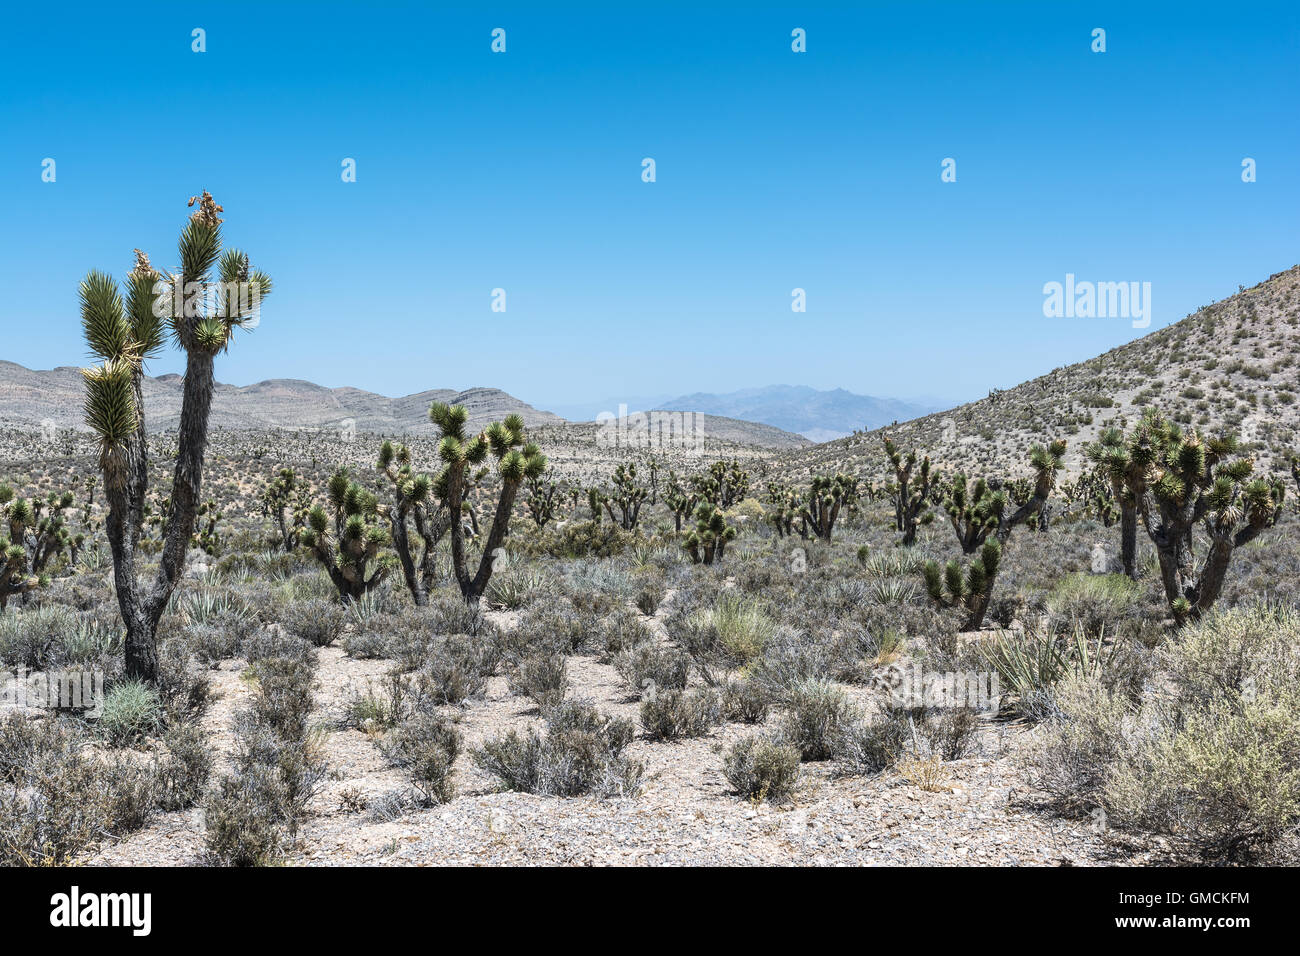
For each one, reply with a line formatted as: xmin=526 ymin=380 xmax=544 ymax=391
xmin=1119 ymin=498 xmax=1138 ymax=579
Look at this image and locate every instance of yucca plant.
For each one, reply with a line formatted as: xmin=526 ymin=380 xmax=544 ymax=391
xmin=0 ymin=484 xmax=83 ymax=609
xmin=79 ymin=192 xmax=270 ymax=680
xmin=301 ymin=467 xmax=394 ymax=603
xmin=430 ymin=403 xmax=546 ymax=604
xmin=923 ymin=539 xmax=1001 ymax=631
xmin=1092 ymin=409 xmax=1284 ymax=624
xmin=800 ymin=473 xmax=858 ymax=541
xmin=684 ymin=501 xmax=735 ymax=565
xmin=377 ymin=440 xmax=451 ymax=606
xmin=261 ymin=466 xmax=312 ymax=553
xmin=598 ymin=463 xmax=647 ymax=531
xmin=883 ymin=437 xmax=933 ymax=546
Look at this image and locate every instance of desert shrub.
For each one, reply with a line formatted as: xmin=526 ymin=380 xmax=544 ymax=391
xmin=672 ymin=592 xmax=775 ymax=674
xmin=1033 ymin=604 xmax=1300 ymax=862
xmin=780 ymin=679 xmax=859 ymax=761
xmin=342 ymin=630 xmax=390 ymax=659
xmin=599 ymin=608 xmax=652 ymax=662
xmin=98 ymin=679 xmax=162 ymax=746
xmin=427 ymin=590 xmax=495 ymax=637
xmin=230 ymin=714 xmax=326 ymax=829
xmin=724 ymin=736 xmax=801 ymax=802
xmin=827 ymin=624 xmax=905 ymax=683
xmin=282 ymin=598 xmax=349 ymax=648
xmin=615 ymin=643 xmax=689 ymax=696
xmin=156 ymin=722 xmax=213 ymax=810
xmin=1028 ymin=673 xmax=1127 ymax=813
xmin=635 ymin=579 xmax=666 ymax=616
xmin=523 ymin=520 xmax=632 ymax=559
xmin=1046 ymin=573 xmax=1143 ymax=637
xmin=474 ymin=700 xmax=642 ymax=797
xmin=203 ymin=765 xmax=291 ymax=866
xmin=508 ymin=651 xmax=568 ymax=709
xmin=345 ymin=673 xmax=406 ymax=732
xmin=0 ymin=715 xmax=161 ymax=865
xmin=155 ymin=638 xmax=211 ymax=723
xmin=382 ymin=714 xmax=462 ymax=805
xmin=102 ymin=759 xmax=160 ymax=832
xmin=249 ymin=656 xmax=315 ymax=740
xmin=916 ymin=706 xmax=981 ymax=761
xmin=411 ymin=635 xmax=495 ymax=705
xmin=515 ymin=602 xmax=595 ymax=655
xmin=186 ymin=622 xmax=240 ymax=664
xmin=722 ymin=677 xmax=770 ymax=724
xmin=205 ymin=644 xmax=325 ymax=865
xmin=833 ymin=707 xmax=912 ymax=775
xmin=750 ymin=628 xmax=833 ymax=700
xmin=241 ymin=631 xmax=316 ymax=667
xmin=640 ymin=687 xmax=721 ymax=740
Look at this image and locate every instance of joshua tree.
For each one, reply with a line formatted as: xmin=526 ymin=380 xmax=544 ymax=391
xmin=1091 ymin=411 xmax=1284 ymax=623
xmin=923 ymin=539 xmax=1001 ymax=631
xmin=663 ymin=470 xmax=698 ymax=533
xmin=764 ymin=481 xmax=801 ymax=537
xmin=430 ymin=403 xmax=545 ymax=605
xmin=0 ymin=484 xmax=83 ymax=610
xmin=943 ymin=475 xmax=1005 ymax=554
xmin=302 ymin=468 xmax=394 ymax=602
xmin=800 ymin=473 xmax=858 ymax=541
xmin=586 ymin=486 xmax=603 ymax=525
xmin=683 ymin=501 xmax=735 ymax=565
xmin=646 ymin=455 xmax=660 ymax=505
xmin=377 ymin=441 xmax=451 ymax=607
xmin=1085 ymin=430 xmax=1141 ymax=577
xmin=923 ymin=441 xmax=1066 ymax=631
xmin=79 ymin=192 xmax=270 ymax=680
xmin=525 ymin=473 xmax=561 ymax=529
xmin=600 ymin=463 xmax=647 ymax=531
xmin=705 ymin=459 xmax=751 ymax=508
xmin=883 ymin=438 xmax=933 ymax=546
xmin=262 ymin=467 xmax=312 ymax=553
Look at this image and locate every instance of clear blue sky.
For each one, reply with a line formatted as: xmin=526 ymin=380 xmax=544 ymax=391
xmin=2 ymin=1 xmax=1297 ymax=414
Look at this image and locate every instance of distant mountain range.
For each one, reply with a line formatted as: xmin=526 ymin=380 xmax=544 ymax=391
xmin=0 ymin=362 xmax=562 ymax=436
xmin=658 ymin=385 xmax=941 ymax=442
xmin=0 ymin=364 xmax=945 ymax=446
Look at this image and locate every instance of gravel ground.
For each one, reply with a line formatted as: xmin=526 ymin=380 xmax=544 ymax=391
xmin=86 ymin=600 xmax=1157 ymax=867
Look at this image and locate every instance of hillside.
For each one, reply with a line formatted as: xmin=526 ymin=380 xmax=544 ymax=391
xmin=775 ymin=265 xmax=1300 ymax=484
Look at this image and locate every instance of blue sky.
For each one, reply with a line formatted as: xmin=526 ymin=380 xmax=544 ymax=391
xmin=2 ymin=1 xmax=1297 ymax=415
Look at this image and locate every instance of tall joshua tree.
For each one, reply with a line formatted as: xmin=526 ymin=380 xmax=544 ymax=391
xmin=923 ymin=441 xmax=1065 ymax=631
xmin=431 ymin=403 xmax=545 ymax=604
xmin=883 ymin=438 xmax=933 ymax=546
xmin=1092 ymin=410 xmax=1284 ymax=623
xmin=801 ymin=473 xmax=858 ymax=541
xmin=377 ymin=440 xmax=451 ymax=606
xmin=80 ymin=192 xmax=270 ymax=681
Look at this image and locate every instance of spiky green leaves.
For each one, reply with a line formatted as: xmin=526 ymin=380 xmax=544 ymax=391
xmin=80 ymin=271 xmax=133 ymax=362
xmin=429 ymin=402 xmax=469 ymax=441
xmin=179 ymin=219 xmax=221 ymax=285
xmin=125 ymin=271 xmax=165 ymax=359
xmin=81 ymin=360 xmax=139 ymax=446
xmin=307 ymin=505 xmax=329 ymax=535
